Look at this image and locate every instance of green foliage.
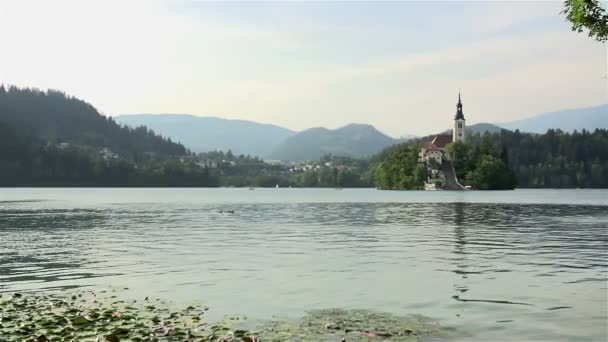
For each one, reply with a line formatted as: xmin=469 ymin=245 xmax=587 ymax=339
xmin=446 ymin=141 xmax=471 ymax=180
xmin=374 ymin=144 xmax=424 ymax=190
xmin=489 ymin=128 xmax=608 ymax=188
xmin=447 ymin=134 xmax=515 ymax=190
xmin=467 ymin=155 xmax=517 ymax=190
xmin=196 ymin=152 xmax=371 ymax=188
xmin=562 ymin=0 xmax=608 ymax=42
xmin=289 ymin=155 xmax=371 ymax=188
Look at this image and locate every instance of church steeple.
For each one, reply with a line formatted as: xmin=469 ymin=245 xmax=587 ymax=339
xmin=455 ymin=92 xmax=465 ymax=120
xmin=453 ymin=91 xmax=466 ymax=142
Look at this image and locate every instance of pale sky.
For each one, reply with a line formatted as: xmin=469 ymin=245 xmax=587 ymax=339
xmin=0 ymin=0 xmax=606 ymax=137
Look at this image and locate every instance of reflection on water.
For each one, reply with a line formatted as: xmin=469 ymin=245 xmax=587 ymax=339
xmin=0 ymin=189 xmax=607 ymax=341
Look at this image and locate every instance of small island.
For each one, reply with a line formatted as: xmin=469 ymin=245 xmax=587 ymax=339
xmin=376 ymin=93 xmax=518 ymax=191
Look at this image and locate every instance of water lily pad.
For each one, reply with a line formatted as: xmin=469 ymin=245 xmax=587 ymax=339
xmin=0 ymin=291 xmax=454 ymax=342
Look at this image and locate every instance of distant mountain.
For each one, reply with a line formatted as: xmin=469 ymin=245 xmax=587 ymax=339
xmin=499 ymin=104 xmax=608 ymax=133
xmin=116 ymin=114 xmax=295 ymax=157
xmin=468 ymin=123 xmax=505 ymax=135
xmin=270 ymin=124 xmax=400 ymax=161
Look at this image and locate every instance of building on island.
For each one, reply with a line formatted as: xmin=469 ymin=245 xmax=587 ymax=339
xmin=418 ymin=92 xmax=467 ymax=165
xmin=419 ymin=93 xmax=468 ymax=190
xmin=418 ymin=134 xmax=452 ymax=165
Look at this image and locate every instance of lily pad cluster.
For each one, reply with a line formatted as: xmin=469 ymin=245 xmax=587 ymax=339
xmin=249 ymin=308 xmax=452 ymax=342
xmin=0 ymin=291 xmax=452 ymax=341
xmin=0 ymin=290 xmax=232 ymax=341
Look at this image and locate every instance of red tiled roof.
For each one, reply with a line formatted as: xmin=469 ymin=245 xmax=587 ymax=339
xmin=431 ymin=134 xmax=453 ymax=148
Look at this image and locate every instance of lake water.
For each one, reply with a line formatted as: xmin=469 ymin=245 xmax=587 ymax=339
xmin=1 ymin=188 xmax=607 ymax=341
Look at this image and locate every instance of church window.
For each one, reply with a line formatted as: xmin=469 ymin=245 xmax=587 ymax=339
xmin=457 ymin=123 xmax=462 ymax=128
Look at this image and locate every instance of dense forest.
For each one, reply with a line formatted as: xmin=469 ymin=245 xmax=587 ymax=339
xmin=489 ymin=129 xmax=608 ymax=188
xmin=0 ymin=86 xmax=186 ymax=159
xmin=0 ymin=86 xmax=214 ymax=186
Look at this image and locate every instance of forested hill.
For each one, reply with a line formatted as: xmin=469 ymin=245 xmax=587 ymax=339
xmin=0 ymin=86 xmax=216 ymax=187
xmin=0 ymin=86 xmax=187 ymax=158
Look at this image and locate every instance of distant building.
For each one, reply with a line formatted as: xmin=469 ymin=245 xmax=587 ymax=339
xmin=419 ymin=93 xmax=467 ymax=164
xmin=100 ymin=147 xmax=119 ymax=161
xmin=56 ymin=142 xmax=70 ymax=150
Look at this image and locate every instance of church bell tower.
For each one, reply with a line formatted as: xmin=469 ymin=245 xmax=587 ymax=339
xmin=453 ymin=92 xmax=466 ymax=142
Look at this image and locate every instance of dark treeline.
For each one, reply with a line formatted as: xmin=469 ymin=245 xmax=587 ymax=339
xmin=0 ymin=86 xmax=186 ymax=160
xmin=198 ymin=151 xmax=371 ymax=188
xmin=0 ymin=86 xmax=214 ymax=186
xmin=488 ymin=129 xmax=608 ymax=188
xmin=0 ymin=122 xmax=215 ymax=187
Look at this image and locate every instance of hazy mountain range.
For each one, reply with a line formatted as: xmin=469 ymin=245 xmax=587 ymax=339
xmin=269 ymin=124 xmax=401 ymax=161
xmin=117 ymin=114 xmax=294 ymax=158
xmin=117 ymin=104 xmax=606 ymax=161
xmin=499 ymin=104 xmax=608 ymax=134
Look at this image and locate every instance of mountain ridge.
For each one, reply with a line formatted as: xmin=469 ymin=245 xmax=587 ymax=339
xmin=499 ymin=104 xmax=607 ymax=133
xmin=117 ymin=104 xmax=607 ymax=160
xmin=269 ymin=123 xmax=401 ymax=161
xmin=116 ymin=114 xmax=295 ymax=157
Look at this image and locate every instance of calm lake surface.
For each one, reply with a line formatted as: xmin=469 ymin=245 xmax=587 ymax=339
xmin=1 ymin=188 xmax=607 ymax=341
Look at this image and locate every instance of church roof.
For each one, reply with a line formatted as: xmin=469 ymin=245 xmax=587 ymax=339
xmin=431 ymin=134 xmax=453 ymax=148
xmin=423 ymin=141 xmax=440 ymax=151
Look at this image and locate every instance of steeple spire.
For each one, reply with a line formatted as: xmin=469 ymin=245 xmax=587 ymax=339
xmin=453 ymin=91 xmax=466 ymax=142
xmin=455 ymin=91 xmax=465 ymax=120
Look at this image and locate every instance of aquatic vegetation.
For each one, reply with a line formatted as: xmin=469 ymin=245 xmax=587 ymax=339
xmin=250 ymin=308 xmax=452 ymax=342
xmin=0 ymin=290 xmax=217 ymax=341
xmin=0 ymin=291 xmax=452 ymax=341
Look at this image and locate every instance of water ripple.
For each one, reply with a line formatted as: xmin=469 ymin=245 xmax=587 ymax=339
xmin=0 ymin=189 xmax=606 ymax=341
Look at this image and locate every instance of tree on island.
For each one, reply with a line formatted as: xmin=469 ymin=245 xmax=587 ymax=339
xmin=447 ymin=138 xmax=517 ymax=190
xmin=466 ymin=155 xmax=517 ymax=190
xmin=374 ymin=144 xmax=427 ymax=190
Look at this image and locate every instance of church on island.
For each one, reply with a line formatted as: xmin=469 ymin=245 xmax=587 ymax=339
xmin=418 ymin=93 xmax=467 ymax=190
